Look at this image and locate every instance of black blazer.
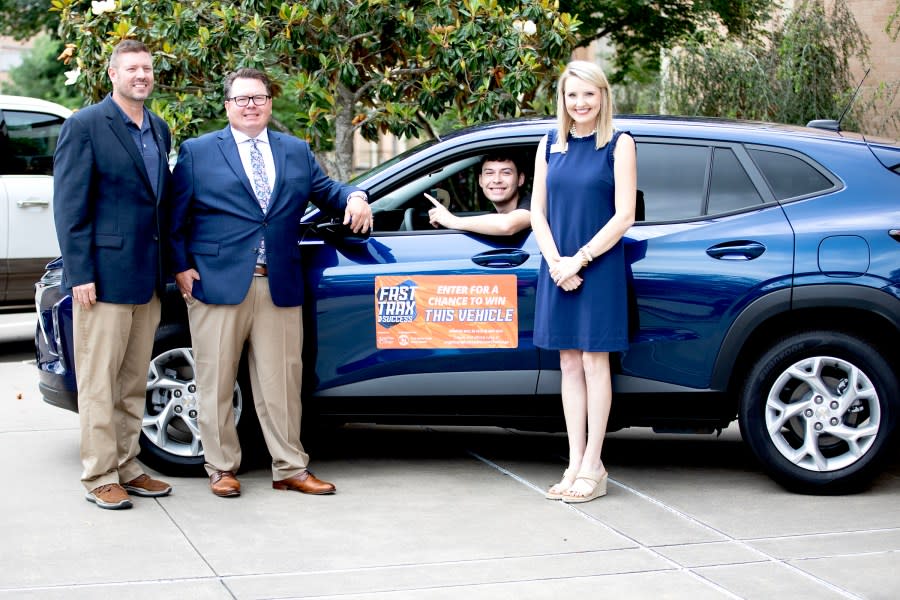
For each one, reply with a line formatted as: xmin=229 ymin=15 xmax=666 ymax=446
xmin=53 ymin=94 xmax=172 ymax=303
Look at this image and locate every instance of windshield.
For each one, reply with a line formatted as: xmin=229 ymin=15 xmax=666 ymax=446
xmin=348 ymin=137 xmax=440 ymax=185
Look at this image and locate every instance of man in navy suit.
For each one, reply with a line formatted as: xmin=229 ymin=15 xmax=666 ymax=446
xmin=168 ymin=68 xmax=372 ymax=498
xmin=53 ymin=40 xmax=173 ymax=509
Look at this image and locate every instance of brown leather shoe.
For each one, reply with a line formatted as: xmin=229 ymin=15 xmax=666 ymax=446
xmin=209 ymin=470 xmax=241 ymax=497
xmin=85 ymin=483 xmax=133 ymax=510
xmin=123 ymin=474 xmax=172 ymax=497
xmin=273 ymin=470 xmax=336 ymax=495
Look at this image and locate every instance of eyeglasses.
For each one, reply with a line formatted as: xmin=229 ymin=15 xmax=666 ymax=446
xmin=227 ymin=95 xmax=271 ymax=107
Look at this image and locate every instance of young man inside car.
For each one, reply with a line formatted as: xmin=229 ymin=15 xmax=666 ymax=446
xmin=426 ymin=153 xmax=531 ymax=236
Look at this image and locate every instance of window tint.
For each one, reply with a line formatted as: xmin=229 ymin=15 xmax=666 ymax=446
xmin=5 ymin=110 xmax=65 ymax=176
xmin=371 ymin=147 xmax=535 ymax=232
xmin=0 ymin=111 xmax=8 ymax=171
xmin=440 ymin=162 xmax=482 ymax=212
xmin=636 ymin=143 xmax=709 ymax=221
xmin=748 ymin=148 xmax=833 ymax=199
xmin=708 ymin=147 xmax=762 ymax=214
xmin=370 ymin=155 xmax=483 ymax=231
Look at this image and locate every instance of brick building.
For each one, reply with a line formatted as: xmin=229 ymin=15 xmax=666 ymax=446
xmin=837 ymin=0 xmax=899 ymax=138
xmin=576 ymin=1 xmax=899 ymax=139
xmin=0 ymin=36 xmax=33 ymax=86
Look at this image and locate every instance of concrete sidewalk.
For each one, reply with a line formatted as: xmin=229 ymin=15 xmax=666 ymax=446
xmin=1 ymin=346 xmax=898 ymax=599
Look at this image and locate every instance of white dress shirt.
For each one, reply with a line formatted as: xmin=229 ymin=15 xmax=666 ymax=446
xmin=231 ymin=127 xmax=277 ymax=197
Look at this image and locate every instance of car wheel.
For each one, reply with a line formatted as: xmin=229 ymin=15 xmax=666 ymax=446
xmin=739 ymin=331 xmax=898 ymax=494
xmin=138 ymin=337 xmax=251 ymax=476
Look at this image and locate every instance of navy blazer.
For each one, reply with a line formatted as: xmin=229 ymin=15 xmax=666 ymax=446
xmin=53 ymin=95 xmax=172 ymax=303
xmin=168 ymin=126 xmax=360 ymax=307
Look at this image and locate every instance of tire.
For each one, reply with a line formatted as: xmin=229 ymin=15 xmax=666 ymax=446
xmin=138 ymin=331 xmax=256 ymax=476
xmin=739 ymin=331 xmax=898 ymax=494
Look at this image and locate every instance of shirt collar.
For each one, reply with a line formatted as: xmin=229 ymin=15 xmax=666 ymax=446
xmin=231 ymin=127 xmax=270 ymax=145
xmin=109 ymin=94 xmax=150 ymax=131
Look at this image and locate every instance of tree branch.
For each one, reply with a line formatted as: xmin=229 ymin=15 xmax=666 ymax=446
xmin=415 ymin=111 xmax=441 ymax=140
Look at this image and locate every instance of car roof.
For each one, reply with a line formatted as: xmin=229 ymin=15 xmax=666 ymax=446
xmin=440 ymin=115 xmax=882 ymax=146
xmin=352 ymin=113 xmax=899 ymax=192
xmin=0 ymin=94 xmax=73 ymax=118
xmin=369 ymin=115 xmax=873 ymax=170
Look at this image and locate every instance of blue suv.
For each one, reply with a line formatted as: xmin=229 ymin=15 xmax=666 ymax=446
xmin=35 ymin=116 xmax=900 ymax=493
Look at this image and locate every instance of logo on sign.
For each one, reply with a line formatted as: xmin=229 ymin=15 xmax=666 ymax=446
xmin=376 ymin=279 xmax=418 ymax=328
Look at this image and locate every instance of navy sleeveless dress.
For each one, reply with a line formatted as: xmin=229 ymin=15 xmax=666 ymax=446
xmin=533 ymin=130 xmax=630 ymax=352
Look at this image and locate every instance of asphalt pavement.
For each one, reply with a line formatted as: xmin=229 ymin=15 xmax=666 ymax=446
xmin=2 ymin=339 xmax=898 ymax=599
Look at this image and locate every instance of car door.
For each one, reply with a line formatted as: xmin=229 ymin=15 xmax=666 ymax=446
xmin=1 ymin=108 xmax=64 ymax=304
xmin=300 ymin=150 xmax=541 ymax=402
xmin=608 ymin=137 xmax=796 ymax=392
xmin=0 ymin=107 xmax=8 ymax=300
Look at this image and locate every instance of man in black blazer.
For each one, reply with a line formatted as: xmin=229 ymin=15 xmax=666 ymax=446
xmin=53 ymin=39 xmax=173 ymax=509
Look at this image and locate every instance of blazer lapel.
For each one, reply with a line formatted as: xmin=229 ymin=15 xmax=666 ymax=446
xmin=101 ymin=96 xmax=154 ymax=194
xmin=267 ymin=131 xmax=287 ymax=210
xmin=216 ymin=127 xmax=258 ymax=204
xmin=147 ymin=114 xmax=169 ymax=203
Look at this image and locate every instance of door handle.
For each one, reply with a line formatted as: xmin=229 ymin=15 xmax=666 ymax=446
xmin=471 ymin=249 xmax=529 ymax=268
xmin=705 ymin=241 xmax=766 ymax=260
xmin=17 ymin=199 xmax=49 ymax=208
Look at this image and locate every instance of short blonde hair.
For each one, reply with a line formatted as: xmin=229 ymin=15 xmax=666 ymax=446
xmin=555 ymin=60 xmax=615 ymax=151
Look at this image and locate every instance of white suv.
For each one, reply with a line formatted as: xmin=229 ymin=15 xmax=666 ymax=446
xmin=0 ymin=95 xmax=71 ymax=308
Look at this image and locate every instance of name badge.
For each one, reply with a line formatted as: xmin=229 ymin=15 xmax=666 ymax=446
xmin=549 ymin=143 xmax=563 ymax=154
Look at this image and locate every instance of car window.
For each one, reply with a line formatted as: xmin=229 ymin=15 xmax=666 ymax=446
xmin=0 ymin=110 xmax=8 ymax=170
xmin=368 ymin=155 xmax=481 ymax=231
xmin=747 ymin=148 xmax=834 ymax=200
xmin=433 ymin=159 xmax=483 ymax=213
xmin=370 ymin=148 xmax=535 ymax=232
xmin=707 ymin=147 xmax=763 ymax=214
xmin=3 ymin=110 xmax=65 ymax=176
xmin=636 ymin=142 xmax=709 ymax=221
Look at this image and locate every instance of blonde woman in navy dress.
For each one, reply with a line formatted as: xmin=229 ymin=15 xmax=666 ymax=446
xmin=531 ymin=61 xmax=637 ymax=503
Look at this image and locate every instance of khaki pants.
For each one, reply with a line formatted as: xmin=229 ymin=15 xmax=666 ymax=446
xmin=74 ymin=294 xmax=160 ymax=491
xmin=188 ymin=277 xmax=308 ymax=480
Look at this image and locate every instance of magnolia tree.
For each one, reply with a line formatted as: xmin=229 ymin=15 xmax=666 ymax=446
xmin=54 ymin=0 xmax=579 ymax=178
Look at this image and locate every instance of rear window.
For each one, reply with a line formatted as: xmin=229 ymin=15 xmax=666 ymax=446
xmin=708 ymin=147 xmax=763 ymax=214
xmin=637 ymin=143 xmax=708 ymax=220
xmin=636 ymin=142 xmax=764 ymax=221
xmin=748 ymin=148 xmax=834 ymax=199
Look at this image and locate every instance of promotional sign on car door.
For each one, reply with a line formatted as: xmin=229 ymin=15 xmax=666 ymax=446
xmin=375 ymin=274 xmax=518 ymax=349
